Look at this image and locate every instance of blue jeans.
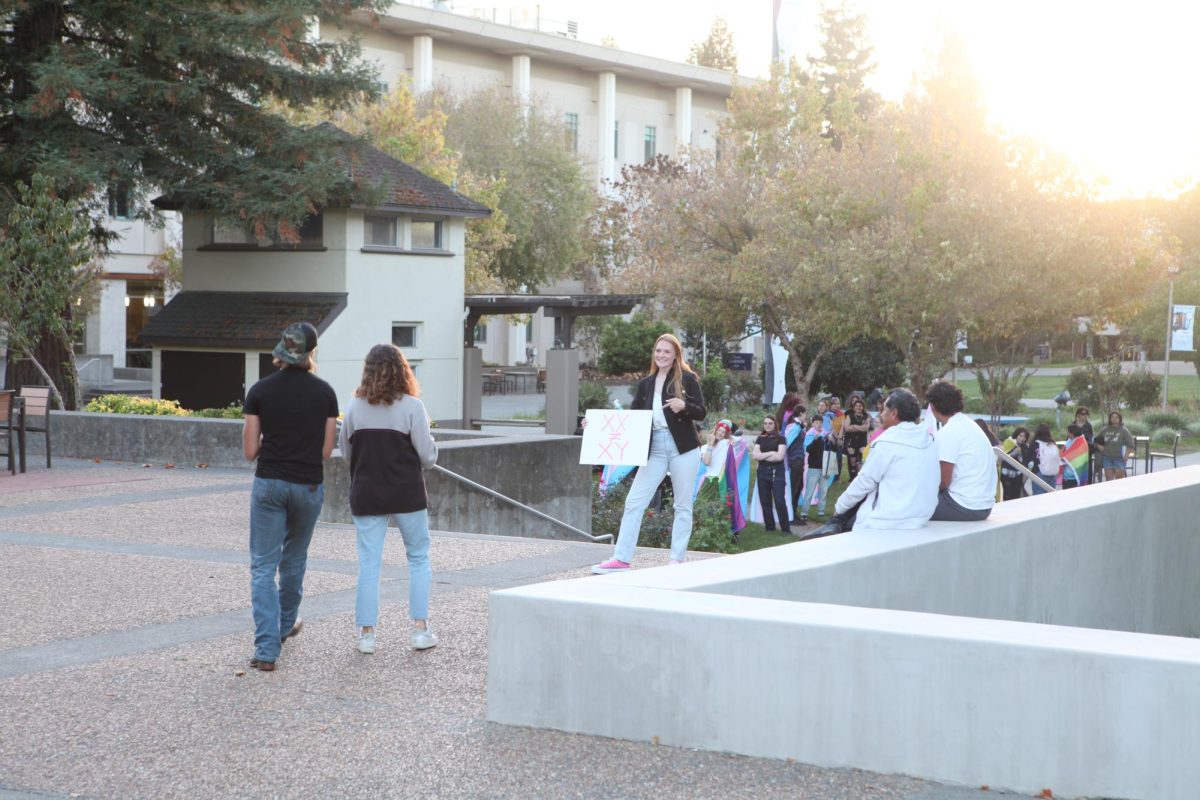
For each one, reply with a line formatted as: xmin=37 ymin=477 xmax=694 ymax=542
xmin=613 ymin=428 xmax=702 ymax=563
xmin=352 ymin=510 xmax=431 ymax=627
xmin=249 ymin=477 xmax=325 ymax=662
xmin=803 ymin=467 xmax=827 ymax=516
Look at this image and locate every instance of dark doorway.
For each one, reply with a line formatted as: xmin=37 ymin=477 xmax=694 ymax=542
xmin=259 ymin=353 xmax=277 ymax=380
xmin=161 ymin=351 xmax=245 ymax=411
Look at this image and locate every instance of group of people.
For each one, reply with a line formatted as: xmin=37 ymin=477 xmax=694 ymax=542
xmin=999 ymin=407 xmax=1137 ymax=501
xmin=242 ymin=322 xmax=438 ymax=672
xmin=591 ymin=334 xmax=1020 ymax=573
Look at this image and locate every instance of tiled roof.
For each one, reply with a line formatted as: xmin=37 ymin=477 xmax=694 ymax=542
xmin=138 ymin=291 xmax=347 ymax=349
xmin=341 ymin=126 xmax=491 ymax=217
xmin=154 ymin=124 xmax=491 ymax=218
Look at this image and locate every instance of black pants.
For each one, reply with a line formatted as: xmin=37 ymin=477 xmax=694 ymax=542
xmin=757 ymin=465 xmax=791 ymax=533
xmin=827 ymin=497 xmax=865 ymax=532
xmin=789 ymin=459 xmax=806 ymax=513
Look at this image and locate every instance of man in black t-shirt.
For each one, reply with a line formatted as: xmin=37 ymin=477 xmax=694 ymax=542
xmin=242 ymin=322 xmax=339 ymax=672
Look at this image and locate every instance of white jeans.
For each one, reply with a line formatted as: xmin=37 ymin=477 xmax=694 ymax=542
xmin=613 ymin=428 xmax=702 ymax=563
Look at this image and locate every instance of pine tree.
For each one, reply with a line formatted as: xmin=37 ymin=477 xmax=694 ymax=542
xmin=806 ymin=2 xmax=879 ymax=149
xmin=0 ymin=1 xmax=387 ymax=404
xmin=687 ymin=18 xmax=738 ymax=72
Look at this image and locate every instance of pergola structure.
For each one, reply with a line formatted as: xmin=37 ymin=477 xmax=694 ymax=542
xmin=463 ymin=294 xmax=648 ymax=433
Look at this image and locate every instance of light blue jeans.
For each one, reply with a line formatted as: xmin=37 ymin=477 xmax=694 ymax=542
xmin=249 ymin=477 xmax=324 ymax=662
xmin=613 ymin=428 xmax=702 ymax=563
xmin=352 ymin=510 xmax=431 ymax=627
xmin=803 ymin=467 xmax=827 ymax=516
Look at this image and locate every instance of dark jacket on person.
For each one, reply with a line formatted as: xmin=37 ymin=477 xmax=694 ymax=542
xmin=629 ymin=371 xmax=707 ymax=455
xmin=339 ymin=394 xmax=438 ymax=516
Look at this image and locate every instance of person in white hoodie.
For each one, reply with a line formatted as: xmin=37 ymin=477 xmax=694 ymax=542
xmin=804 ymin=388 xmax=939 ymax=535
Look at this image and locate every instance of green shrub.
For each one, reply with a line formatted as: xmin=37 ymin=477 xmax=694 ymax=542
xmin=597 ymin=313 xmax=673 ymax=375
xmin=963 ymin=398 xmax=988 ymax=414
xmin=1122 ymin=369 xmax=1162 ymax=411
xmin=85 ymin=394 xmax=188 ymax=416
xmin=577 ymin=380 xmax=612 ymax=414
xmin=699 ymin=361 xmax=730 ymax=413
xmin=726 ymin=371 xmax=762 ymax=406
xmin=719 ymin=403 xmax=770 ymax=432
xmin=1150 ymin=426 xmax=1179 ymax=444
xmin=1125 ymin=420 xmax=1150 ymax=436
xmin=1141 ymin=411 xmax=1189 ymax=431
xmin=191 ymin=403 xmax=244 ymax=419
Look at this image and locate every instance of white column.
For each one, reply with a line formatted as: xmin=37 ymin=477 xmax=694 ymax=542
xmin=596 ymin=72 xmax=616 ymax=187
xmin=674 ymin=86 xmax=693 ymax=158
xmin=413 ymin=35 xmax=433 ymax=94
xmin=511 ymin=54 xmax=531 ymax=108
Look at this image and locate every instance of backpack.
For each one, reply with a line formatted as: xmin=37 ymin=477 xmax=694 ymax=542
xmin=1036 ymin=441 xmax=1061 ymax=475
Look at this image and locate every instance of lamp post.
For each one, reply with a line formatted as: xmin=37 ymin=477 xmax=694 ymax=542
xmin=1161 ymin=259 xmax=1182 ymax=410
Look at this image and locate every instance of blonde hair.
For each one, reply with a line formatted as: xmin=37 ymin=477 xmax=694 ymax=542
xmin=647 ymin=333 xmax=694 ymax=402
xmin=354 ymin=344 xmax=420 ymax=404
xmin=272 ymin=352 xmax=316 ymax=372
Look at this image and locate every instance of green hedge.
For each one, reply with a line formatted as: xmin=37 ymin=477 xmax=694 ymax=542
xmin=85 ymin=394 xmax=244 ymax=418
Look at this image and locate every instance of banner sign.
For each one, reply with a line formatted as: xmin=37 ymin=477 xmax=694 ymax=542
xmin=1171 ymin=305 xmax=1195 ymax=352
xmin=579 ymin=409 xmax=652 ymax=466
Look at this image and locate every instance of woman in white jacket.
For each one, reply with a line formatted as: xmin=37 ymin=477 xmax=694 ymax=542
xmin=807 ymin=388 xmax=940 ymax=535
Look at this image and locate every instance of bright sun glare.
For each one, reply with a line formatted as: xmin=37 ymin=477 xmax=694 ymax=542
xmin=574 ymin=0 xmax=1200 ymax=199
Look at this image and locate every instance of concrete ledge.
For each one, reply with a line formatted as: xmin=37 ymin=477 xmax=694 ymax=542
xmin=487 ymin=468 xmax=1200 ymax=799
xmin=35 ymin=412 xmax=591 ymax=539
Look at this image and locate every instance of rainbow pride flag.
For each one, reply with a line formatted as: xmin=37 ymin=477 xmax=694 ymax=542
xmin=1062 ymin=435 xmax=1089 ymax=485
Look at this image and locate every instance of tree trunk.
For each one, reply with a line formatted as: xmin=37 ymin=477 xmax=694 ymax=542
xmin=8 ymin=330 xmax=77 ymax=410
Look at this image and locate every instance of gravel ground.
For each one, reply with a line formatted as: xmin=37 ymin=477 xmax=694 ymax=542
xmin=0 ymin=459 xmax=1010 ymax=800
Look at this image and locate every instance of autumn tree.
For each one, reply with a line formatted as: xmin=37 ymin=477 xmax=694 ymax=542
xmin=0 ymin=0 xmax=386 ymax=402
xmin=687 ymin=18 xmax=738 ymax=72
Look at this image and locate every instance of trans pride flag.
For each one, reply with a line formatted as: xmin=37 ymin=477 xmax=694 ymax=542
xmin=1062 ymin=436 xmax=1089 ymax=485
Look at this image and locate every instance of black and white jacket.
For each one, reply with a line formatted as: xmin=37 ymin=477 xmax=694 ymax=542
xmin=629 ymin=371 xmax=706 ymax=455
xmin=338 ymin=394 xmax=438 ymax=516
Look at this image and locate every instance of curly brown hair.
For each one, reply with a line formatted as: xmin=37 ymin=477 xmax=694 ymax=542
xmin=354 ymin=344 xmax=420 ymax=405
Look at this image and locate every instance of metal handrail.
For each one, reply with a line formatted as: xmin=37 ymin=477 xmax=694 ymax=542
xmin=432 ymin=464 xmax=612 ymax=543
xmin=993 ymin=446 xmax=1056 ymax=494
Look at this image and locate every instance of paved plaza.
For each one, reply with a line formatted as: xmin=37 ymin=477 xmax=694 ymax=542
xmin=0 ymin=458 xmax=1027 ymax=799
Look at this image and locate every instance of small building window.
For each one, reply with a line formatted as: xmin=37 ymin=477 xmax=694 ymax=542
xmin=411 ymin=220 xmax=442 ymax=250
xmin=473 ymin=323 xmax=488 ymax=344
xmin=107 ymin=183 xmax=133 ymax=219
xmin=365 ymin=215 xmax=397 ymax=247
xmin=207 ymin=212 xmax=323 ymax=248
xmin=392 ymin=324 xmax=418 ymax=348
xmin=210 ymin=217 xmax=254 ymax=245
xmin=644 ymin=126 xmax=657 ymax=163
xmin=613 ymin=120 xmax=619 ymax=159
xmin=296 ymin=213 xmax=323 ymax=247
xmin=564 ymin=112 xmax=579 ymax=153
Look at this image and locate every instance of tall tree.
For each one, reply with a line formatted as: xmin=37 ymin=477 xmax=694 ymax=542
xmin=440 ymin=87 xmax=594 ymax=291
xmin=0 ymin=174 xmax=100 ymax=409
xmin=806 ymin=1 xmax=879 ymax=149
xmin=687 ymin=17 xmax=738 ymax=72
xmin=0 ymin=0 xmax=387 ymax=403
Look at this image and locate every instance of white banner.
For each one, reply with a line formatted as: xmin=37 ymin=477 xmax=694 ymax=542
xmin=770 ymin=337 xmax=789 ymax=404
xmin=1171 ymin=305 xmax=1195 ymax=352
xmin=579 ymin=409 xmax=652 ymax=466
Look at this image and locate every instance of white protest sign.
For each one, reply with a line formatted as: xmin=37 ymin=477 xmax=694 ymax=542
xmin=579 ymin=409 xmax=652 ymax=466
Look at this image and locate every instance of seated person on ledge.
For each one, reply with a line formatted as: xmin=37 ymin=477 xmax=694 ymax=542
xmin=804 ymin=388 xmax=939 ymax=537
xmin=927 ymin=380 xmax=996 ymax=522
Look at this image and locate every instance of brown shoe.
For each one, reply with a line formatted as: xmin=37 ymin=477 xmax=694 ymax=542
xmin=282 ymin=618 xmax=303 ymax=642
xmin=249 ymin=658 xmax=276 ymax=672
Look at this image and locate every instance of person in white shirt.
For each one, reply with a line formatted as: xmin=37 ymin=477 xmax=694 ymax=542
xmin=926 ymin=381 xmax=996 ymax=521
xmin=804 ymin=388 xmax=938 ymax=536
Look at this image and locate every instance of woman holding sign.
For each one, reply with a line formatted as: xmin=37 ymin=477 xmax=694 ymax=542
xmin=593 ymin=333 xmax=706 ymax=573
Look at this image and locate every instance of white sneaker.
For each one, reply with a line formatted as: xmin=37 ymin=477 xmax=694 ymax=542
xmin=357 ymin=631 xmax=376 ymax=654
xmin=412 ymin=625 xmax=438 ymax=651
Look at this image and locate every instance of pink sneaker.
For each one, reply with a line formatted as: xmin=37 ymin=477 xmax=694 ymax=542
xmin=591 ymin=559 xmax=631 ymax=574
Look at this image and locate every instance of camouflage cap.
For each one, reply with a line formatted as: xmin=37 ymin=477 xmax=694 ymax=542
xmin=272 ymin=322 xmax=318 ymax=365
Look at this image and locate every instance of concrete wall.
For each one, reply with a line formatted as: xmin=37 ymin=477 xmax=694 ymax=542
xmin=35 ymin=413 xmax=591 ymax=539
xmin=488 ymin=468 xmax=1200 ymax=800
xmin=321 ymin=433 xmax=591 ymax=537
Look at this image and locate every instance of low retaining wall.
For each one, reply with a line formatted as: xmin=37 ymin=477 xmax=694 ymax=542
xmin=37 ymin=412 xmax=591 ymax=539
xmin=488 ymin=468 xmax=1200 ymax=800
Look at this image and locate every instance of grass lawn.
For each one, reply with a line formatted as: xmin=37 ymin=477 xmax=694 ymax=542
xmin=730 ymin=460 xmax=852 ymax=553
xmin=962 ymin=373 xmax=1200 ymax=404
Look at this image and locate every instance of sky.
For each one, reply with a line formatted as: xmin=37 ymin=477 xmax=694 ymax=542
xmin=452 ymin=0 xmax=1200 ymax=199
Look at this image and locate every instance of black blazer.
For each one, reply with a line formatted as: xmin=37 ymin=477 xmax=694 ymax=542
xmin=630 ymin=371 xmax=706 ymax=455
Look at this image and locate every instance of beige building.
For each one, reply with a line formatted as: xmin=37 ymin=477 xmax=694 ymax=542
xmin=325 ymin=3 xmax=744 ymax=367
